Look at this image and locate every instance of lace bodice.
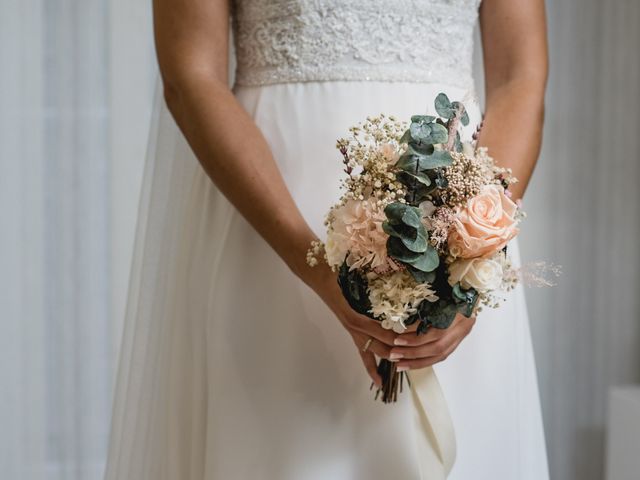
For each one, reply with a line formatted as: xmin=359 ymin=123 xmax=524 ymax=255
xmin=231 ymin=0 xmax=481 ymax=88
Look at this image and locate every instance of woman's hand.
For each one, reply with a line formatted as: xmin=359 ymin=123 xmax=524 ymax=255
xmin=299 ymin=261 xmax=476 ymax=386
xmin=390 ymin=313 xmax=476 ymax=372
xmin=300 ymin=262 xmax=396 ymax=387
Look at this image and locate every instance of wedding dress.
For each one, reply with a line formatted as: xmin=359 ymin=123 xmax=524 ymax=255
xmin=104 ymin=0 xmax=549 ymax=478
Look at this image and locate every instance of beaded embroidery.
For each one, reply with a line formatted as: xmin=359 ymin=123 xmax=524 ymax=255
xmin=231 ymin=0 xmax=481 ymax=88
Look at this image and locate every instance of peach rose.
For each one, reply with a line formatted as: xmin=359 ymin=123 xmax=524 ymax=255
xmin=448 ymin=184 xmax=519 ymax=258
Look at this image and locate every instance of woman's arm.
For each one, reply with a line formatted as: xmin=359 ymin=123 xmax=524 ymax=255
xmin=388 ymin=1 xmax=549 ymax=366
xmin=478 ymin=0 xmax=549 ymax=200
xmin=153 ymin=0 xmax=314 ymax=278
xmin=152 ymin=0 xmax=411 ymax=385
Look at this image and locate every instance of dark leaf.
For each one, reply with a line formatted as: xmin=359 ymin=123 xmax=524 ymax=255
xmin=337 ymin=261 xmax=374 ymax=317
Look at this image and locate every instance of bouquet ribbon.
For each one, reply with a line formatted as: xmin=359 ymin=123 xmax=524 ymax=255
xmin=407 ymin=367 xmax=456 ymax=477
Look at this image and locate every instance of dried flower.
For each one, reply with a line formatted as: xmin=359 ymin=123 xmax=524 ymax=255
xmin=367 ymin=270 xmax=438 ymax=332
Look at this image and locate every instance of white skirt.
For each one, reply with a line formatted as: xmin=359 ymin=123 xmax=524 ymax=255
xmin=104 ymin=80 xmax=549 ymax=479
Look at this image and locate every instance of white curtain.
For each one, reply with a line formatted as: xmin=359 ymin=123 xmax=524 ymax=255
xmin=1 ymin=0 xmax=639 ymax=479
xmin=0 ymin=0 xmax=154 ymax=479
xmin=519 ymin=1 xmax=640 ymax=478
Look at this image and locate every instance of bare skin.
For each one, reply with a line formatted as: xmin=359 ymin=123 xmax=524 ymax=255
xmin=152 ymin=0 xmax=548 ymax=385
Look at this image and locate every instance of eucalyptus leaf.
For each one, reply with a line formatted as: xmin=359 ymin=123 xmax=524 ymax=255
xmin=407 ymin=267 xmax=436 ymax=284
xmin=399 ymin=129 xmax=412 ymax=144
xmin=408 ymin=141 xmax=435 ymax=156
xmin=400 ymin=206 xmax=423 ymax=229
xmin=397 ymin=148 xmax=452 ymax=172
xmin=401 ymin=229 xmax=428 ymax=253
xmin=396 ymin=170 xmax=431 ymax=189
xmin=435 ymin=93 xmax=453 ymax=119
xmin=410 ymin=120 xmax=449 ymax=144
xmin=428 ymin=307 xmax=458 ymax=329
xmin=386 ymin=236 xmax=423 ymax=262
xmin=382 ymin=221 xmax=416 ymax=242
xmin=427 ymin=122 xmax=449 ymax=144
xmin=423 ymin=150 xmax=453 ymax=169
xmin=411 ymin=115 xmax=436 ymax=123
xmin=383 ymin=202 xmax=411 ymax=223
xmin=406 ymin=245 xmax=440 ymax=272
xmin=451 ymin=101 xmax=470 ymax=126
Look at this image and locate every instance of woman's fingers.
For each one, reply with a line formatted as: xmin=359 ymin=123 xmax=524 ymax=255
xmin=359 ymin=349 xmax=382 ymax=387
xmin=395 ymin=337 xmax=460 ymax=369
xmin=393 ymin=324 xmax=447 ymax=347
xmin=347 ymin=313 xmax=398 ymax=347
xmin=390 ymin=336 xmax=452 ymax=360
xmin=367 ymin=337 xmax=393 ymax=360
xmin=393 ymin=316 xmax=474 ymax=368
xmin=393 ymin=313 xmax=476 ymax=347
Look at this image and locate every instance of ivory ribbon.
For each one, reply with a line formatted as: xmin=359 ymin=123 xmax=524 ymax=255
xmin=407 ymin=367 xmax=456 ymax=478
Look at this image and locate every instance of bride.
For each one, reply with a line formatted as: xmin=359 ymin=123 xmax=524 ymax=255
xmin=104 ymin=0 xmax=549 ymax=478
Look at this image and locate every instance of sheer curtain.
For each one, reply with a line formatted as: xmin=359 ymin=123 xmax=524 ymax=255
xmin=519 ymin=1 xmax=640 ymax=479
xmin=474 ymin=0 xmax=640 ymax=478
xmin=0 ymin=1 xmax=154 ymax=478
xmin=1 ymin=1 xmax=639 ymax=479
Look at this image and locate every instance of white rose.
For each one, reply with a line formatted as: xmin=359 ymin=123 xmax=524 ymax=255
xmin=324 ymin=230 xmax=349 ymax=267
xmin=448 ymin=257 xmax=503 ymax=293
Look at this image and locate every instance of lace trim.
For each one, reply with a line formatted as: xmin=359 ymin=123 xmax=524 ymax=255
xmin=232 ymin=0 xmax=481 ymax=88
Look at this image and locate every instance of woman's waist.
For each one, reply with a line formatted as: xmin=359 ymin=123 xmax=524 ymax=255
xmin=233 ymin=63 xmax=475 ymax=91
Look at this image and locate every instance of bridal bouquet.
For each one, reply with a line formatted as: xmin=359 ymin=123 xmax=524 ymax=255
xmin=307 ymin=93 xmax=528 ymax=403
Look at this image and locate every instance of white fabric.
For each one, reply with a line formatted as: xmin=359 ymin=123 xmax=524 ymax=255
xmin=104 ymin=79 xmax=548 ymax=479
xmin=232 ymin=0 xmax=480 ymax=88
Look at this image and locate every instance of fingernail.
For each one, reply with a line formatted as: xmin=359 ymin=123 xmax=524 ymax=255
xmin=397 ymin=366 xmax=409 ymax=372
xmin=394 ymin=338 xmax=408 ymax=346
xmin=389 ymin=352 xmax=403 ymax=360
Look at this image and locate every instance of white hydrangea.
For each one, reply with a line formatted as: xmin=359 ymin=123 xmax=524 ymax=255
xmin=366 ymin=270 xmax=438 ymax=333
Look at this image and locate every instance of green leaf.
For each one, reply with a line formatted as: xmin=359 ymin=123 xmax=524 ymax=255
xmin=409 ymin=119 xmax=449 ymax=145
xmin=452 ymin=283 xmax=468 ymax=302
xmin=452 ymin=101 xmax=470 ymax=126
xmin=427 ymin=122 xmax=449 ymax=144
xmin=407 ymin=267 xmax=436 ymax=284
xmin=383 ymin=202 xmax=410 ymax=223
xmin=407 ymin=244 xmax=440 ymax=271
xmin=402 ymin=229 xmax=428 ymax=253
xmin=423 ymin=150 xmax=453 ymax=169
xmin=337 ymin=261 xmax=374 ymax=317
xmin=420 ymin=300 xmax=458 ymax=329
xmin=388 ymin=236 xmax=440 ymax=272
xmin=397 ymin=147 xmax=452 ymax=172
xmin=386 ymin=236 xmax=423 ymax=262
xmin=382 ymin=221 xmax=414 ymax=240
xmin=429 ymin=307 xmax=458 ymax=329
xmin=396 ymin=170 xmax=431 ymax=188
xmin=434 ymin=171 xmax=448 ymax=188
xmin=400 ymin=206 xmax=423 ymax=229
xmin=451 ymin=283 xmax=479 ymax=317
xmin=383 ymin=202 xmax=423 ymax=226
xmin=399 ymin=128 xmax=412 ymax=144
xmin=435 ymin=94 xmax=469 ymax=126
xmin=435 ymin=93 xmax=453 ymax=118
xmin=411 ymin=114 xmax=436 ymax=123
